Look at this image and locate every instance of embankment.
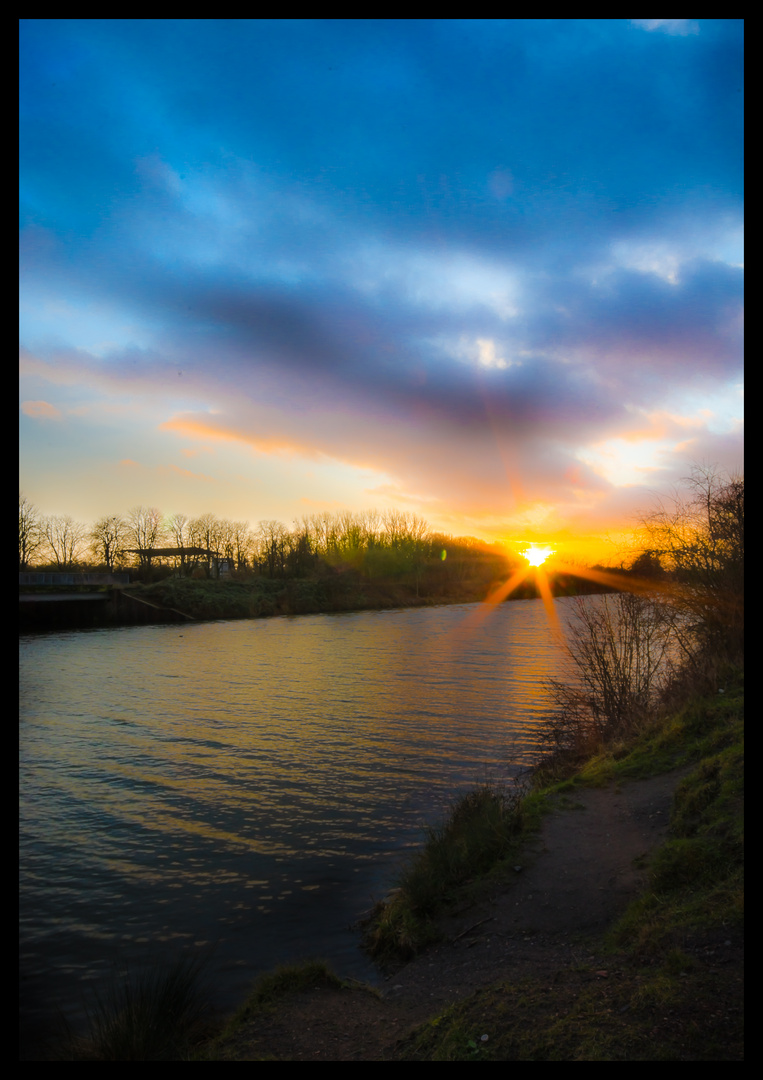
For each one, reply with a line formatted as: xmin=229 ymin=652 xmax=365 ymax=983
xmin=206 ymin=666 xmax=743 ymax=1061
xmin=19 ymin=570 xmax=620 ymax=632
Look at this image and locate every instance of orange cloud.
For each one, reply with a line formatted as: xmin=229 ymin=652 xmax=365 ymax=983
xmin=159 ymin=413 xmax=387 ymax=472
xmin=21 ymin=399 xmax=62 ymax=420
xmin=159 ymin=415 xmax=314 ymax=458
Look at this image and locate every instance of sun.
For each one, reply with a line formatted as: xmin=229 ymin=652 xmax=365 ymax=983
xmin=466 ymin=536 xmax=675 ymax=645
xmin=521 ymin=544 xmax=555 ymax=567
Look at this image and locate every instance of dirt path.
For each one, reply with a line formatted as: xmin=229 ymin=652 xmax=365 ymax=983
xmin=213 ymin=767 xmax=693 ymax=1060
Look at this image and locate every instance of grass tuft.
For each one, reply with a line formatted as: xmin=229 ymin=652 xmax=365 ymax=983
xmin=54 ymin=953 xmax=209 ymax=1061
xmin=364 ymin=781 xmax=525 ymax=963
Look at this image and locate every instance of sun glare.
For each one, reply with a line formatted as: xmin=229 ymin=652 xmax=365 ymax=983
xmin=458 ymin=531 xmax=675 ymax=650
xmin=521 ymin=544 xmax=554 ymax=567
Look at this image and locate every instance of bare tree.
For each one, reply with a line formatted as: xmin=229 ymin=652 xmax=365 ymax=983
xmin=381 ymin=508 xmax=408 ymax=549
xmin=126 ymin=506 xmax=164 ymax=572
xmin=167 ymin=512 xmax=190 ymax=549
xmin=89 ymin=515 xmax=127 ymax=571
xmin=541 ymin=592 xmax=682 ymax=765
xmin=19 ymin=492 xmax=43 ymax=570
xmin=216 ymin=518 xmax=236 ymax=563
xmin=381 ymin=509 xmax=429 ymax=550
xmin=188 ymin=513 xmax=222 ymax=576
xmin=359 ymin=509 xmax=382 ymax=547
xmin=304 ymin=511 xmax=339 ymax=558
xmin=42 ymin=514 xmax=88 ymax=570
xmin=404 ymin=513 xmax=431 ymax=597
xmin=167 ymin=512 xmax=200 ymax=575
xmin=641 ymin=465 xmax=744 ymax=655
xmin=257 ymin=520 xmax=289 ymax=578
xmin=230 ymin=520 xmax=253 ymax=571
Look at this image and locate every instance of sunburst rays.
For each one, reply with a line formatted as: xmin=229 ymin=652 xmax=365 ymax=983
xmin=465 ymin=546 xmax=676 ymax=644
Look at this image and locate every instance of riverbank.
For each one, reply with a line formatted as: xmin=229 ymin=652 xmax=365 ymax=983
xmin=200 ymin=664 xmax=743 ymax=1061
xmin=19 ymin=568 xmax=622 ymax=632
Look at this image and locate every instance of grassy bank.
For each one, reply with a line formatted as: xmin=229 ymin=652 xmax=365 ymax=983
xmin=364 ymin=662 xmax=743 ymax=963
xmin=378 ymin=662 xmax=744 ymax=1060
xmin=123 ymin=567 xmax=620 ymax=624
xmin=127 ymin=572 xmax=432 ymax=621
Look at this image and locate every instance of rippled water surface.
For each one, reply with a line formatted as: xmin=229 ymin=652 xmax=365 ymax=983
xmin=20 ymin=598 xmax=579 ymax=1038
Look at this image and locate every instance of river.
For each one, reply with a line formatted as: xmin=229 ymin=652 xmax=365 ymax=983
xmin=19 ymin=596 xmax=580 ymax=1045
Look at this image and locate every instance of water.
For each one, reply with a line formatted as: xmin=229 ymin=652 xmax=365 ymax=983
xmin=19 ymin=597 xmax=577 ymax=1042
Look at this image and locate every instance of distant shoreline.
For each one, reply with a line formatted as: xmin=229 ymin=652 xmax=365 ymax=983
xmin=19 ymin=571 xmax=622 ymax=633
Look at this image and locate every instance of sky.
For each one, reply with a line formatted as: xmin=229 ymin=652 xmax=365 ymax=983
xmin=19 ymin=19 xmax=743 ymax=565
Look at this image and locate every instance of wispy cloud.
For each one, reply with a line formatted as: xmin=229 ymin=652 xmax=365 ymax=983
xmin=21 ymin=400 xmax=62 ymax=420
xmin=631 ymin=19 xmax=699 ymax=36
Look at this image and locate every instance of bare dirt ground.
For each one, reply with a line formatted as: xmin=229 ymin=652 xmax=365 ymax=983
xmin=213 ymin=764 xmax=740 ymax=1060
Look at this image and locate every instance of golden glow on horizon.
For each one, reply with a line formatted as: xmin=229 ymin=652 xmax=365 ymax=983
xmin=462 ymin=539 xmax=677 ymax=646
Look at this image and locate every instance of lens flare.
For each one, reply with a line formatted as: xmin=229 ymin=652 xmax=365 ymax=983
xmin=521 ymin=544 xmax=555 ymax=567
xmin=454 ymin=533 xmax=676 ymax=650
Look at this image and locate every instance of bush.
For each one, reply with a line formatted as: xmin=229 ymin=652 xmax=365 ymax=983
xmin=542 ymin=593 xmax=681 ymax=763
xmin=538 ymin=468 xmax=744 ymax=774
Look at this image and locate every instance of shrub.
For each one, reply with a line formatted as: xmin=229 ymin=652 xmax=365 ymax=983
xmin=541 ymin=593 xmax=680 ymax=763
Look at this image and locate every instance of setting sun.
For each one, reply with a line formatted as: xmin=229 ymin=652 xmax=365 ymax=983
xmin=521 ymin=544 xmax=555 ymax=567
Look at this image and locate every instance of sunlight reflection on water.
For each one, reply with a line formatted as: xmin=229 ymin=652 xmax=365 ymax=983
xmin=20 ymin=598 xmax=581 ymax=1038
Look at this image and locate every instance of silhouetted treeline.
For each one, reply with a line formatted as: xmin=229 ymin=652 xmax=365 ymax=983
xmin=21 ymin=496 xmax=652 ymax=624
xmin=19 ymin=499 xmax=517 ymax=590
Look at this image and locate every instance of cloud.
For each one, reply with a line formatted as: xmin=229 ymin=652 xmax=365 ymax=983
xmin=21 ymin=399 xmax=62 ymax=420
xmin=631 ymin=19 xmax=699 ymax=36
xmin=158 ymin=415 xmax=333 ymax=462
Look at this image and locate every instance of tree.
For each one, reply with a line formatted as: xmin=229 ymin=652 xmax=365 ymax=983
xmin=19 ymin=493 xmax=43 ymax=570
xmin=257 ymin=520 xmax=289 ymax=579
xmin=230 ymin=520 xmax=253 ymax=571
xmin=541 ymin=591 xmax=684 ymax=765
xmin=303 ymin=511 xmax=340 ymax=559
xmin=41 ymin=514 xmax=87 ymax=570
xmin=89 ymin=515 xmax=127 ymax=571
xmin=126 ymin=506 xmax=164 ymax=572
xmin=641 ymin=465 xmax=744 ymax=656
xmin=167 ymin=512 xmax=196 ymax=575
xmin=628 ymin=550 xmax=665 ymax=579
xmin=188 ymin=513 xmax=222 ymax=576
xmin=285 ymin=526 xmax=315 ymax=577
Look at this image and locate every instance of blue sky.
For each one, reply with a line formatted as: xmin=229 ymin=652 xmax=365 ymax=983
xmin=19 ymin=19 xmax=743 ymax=561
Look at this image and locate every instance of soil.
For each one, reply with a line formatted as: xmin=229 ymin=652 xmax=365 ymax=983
xmin=211 ymin=766 xmax=741 ymax=1060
